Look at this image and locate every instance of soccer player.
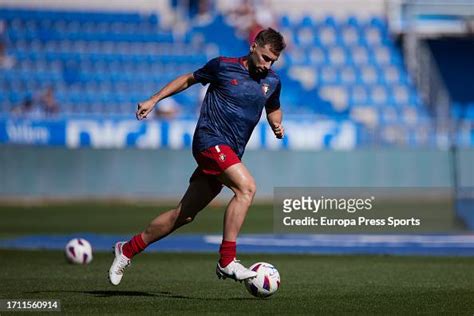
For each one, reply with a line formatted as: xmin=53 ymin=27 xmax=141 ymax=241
xmin=109 ymin=28 xmax=286 ymax=285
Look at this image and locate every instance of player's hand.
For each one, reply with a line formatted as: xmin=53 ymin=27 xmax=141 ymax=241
xmin=271 ymin=123 xmax=284 ymax=139
xmin=136 ymin=99 xmax=156 ymax=120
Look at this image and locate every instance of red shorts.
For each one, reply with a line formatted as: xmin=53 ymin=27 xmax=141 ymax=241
xmin=190 ymin=144 xmax=241 ymax=182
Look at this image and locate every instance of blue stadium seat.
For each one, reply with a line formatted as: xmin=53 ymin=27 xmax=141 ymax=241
xmin=1 ymin=8 xmax=429 ymax=121
xmin=300 ymin=15 xmax=315 ymax=28
xmin=280 ymin=15 xmax=292 ymax=29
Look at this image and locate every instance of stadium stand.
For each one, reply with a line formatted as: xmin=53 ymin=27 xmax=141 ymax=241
xmin=0 ymin=6 xmax=472 ymax=148
xmin=276 ymin=14 xmax=429 ymax=128
xmin=0 ymin=8 xmax=209 ymax=115
xmin=0 ymin=7 xmax=426 ymax=123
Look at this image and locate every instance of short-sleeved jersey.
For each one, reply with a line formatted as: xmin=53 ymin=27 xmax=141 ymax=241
xmin=193 ymin=56 xmax=281 ymax=158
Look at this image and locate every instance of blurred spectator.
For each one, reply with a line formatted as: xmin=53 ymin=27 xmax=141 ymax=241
xmin=10 ymin=87 xmax=59 ymax=118
xmin=253 ymin=0 xmax=276 ymax=29
xmin=224 ymin=0 xmax=277 ymax=44
xmin=225 ymin=0 xmax=255 ymax=39
xmin=249 ymin=0 xmax=276 ymax=42
xmin=39 ymin=87 xmax=59 ymax=116
xmin=248 ymin=19 xmax=264 ymax=43
xmin=0 ymin=19 xmax=15 ymax=69
xmin=190 ymin=0 xmax=212 ymax=22
xmin=10 ymin=97 xmax=42 ymax=118
xmin=172 ymin=0 xmax=212 ymax=23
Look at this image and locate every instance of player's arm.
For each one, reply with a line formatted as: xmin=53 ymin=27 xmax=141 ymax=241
xmin=136 ymin=73 xmax=198 ymax=120
xmin=266 ymin=106 xmax=284 ymax=139
xmin=265 ymin=80 xmax=284 ymax=139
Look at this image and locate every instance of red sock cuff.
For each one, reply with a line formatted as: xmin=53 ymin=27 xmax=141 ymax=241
xmin=220 ymin=240 xmax=236 ymax=249
xmin=133 ymin=234 xmax=147 ymax=250
xmin=219 ymin=240 xmax=236 ymax=267
xmin=130 ymin=234 xmax=146 ymax=253
xmin=122 ymin=234 xmax=147 ymax=259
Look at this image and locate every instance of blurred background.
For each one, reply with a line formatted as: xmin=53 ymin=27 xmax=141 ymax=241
xmin=0 ymin=0 xmax=472 ymax=230
xmin=1 ymin=3 xmax=473 ymax=312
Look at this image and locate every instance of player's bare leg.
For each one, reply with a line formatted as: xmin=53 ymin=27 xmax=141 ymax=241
xmin=108 ymin=174 xmax=222 ymax=286
xmin=215 ymin=162 xmax=258 ymax=281
xmin=218 ymin=163 xmax=256 ymax=241
xmin=141 ymin=175 xmax=223 ymax=244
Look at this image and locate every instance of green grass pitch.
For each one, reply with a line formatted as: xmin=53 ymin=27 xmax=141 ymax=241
xmin=0 ymin=203 xmax=473 ymax=314
xmin=0 ymin=250 xmax=473 ymax=314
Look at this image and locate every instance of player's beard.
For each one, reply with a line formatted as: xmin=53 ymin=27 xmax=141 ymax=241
xmin=248 ymin=57 xmax=268 ymax=79
xmin=255 ymin=67 xmax=268 ymax=77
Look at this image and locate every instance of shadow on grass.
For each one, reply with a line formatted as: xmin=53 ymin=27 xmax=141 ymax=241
xmin=23 ymin=290 xmax=257 ymax=301
xmin=25 ymin=290 xmax=177 ymax=298
xmin=82 ymin=290 xmax=171 ymax=297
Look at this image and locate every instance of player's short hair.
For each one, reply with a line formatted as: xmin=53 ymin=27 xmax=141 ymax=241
xmin=254 ymin=28 xmax=286 ymax=53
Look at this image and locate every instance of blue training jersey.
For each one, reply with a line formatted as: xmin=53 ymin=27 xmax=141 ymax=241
xmin=192 ymin=56 xmax=281 ymax=158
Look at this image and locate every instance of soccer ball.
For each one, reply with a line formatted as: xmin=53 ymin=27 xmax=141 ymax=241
xmin=244 ymin=262 xmax=280 ymax=298
xmin=65 ymin=238 xmax=93 ymax=264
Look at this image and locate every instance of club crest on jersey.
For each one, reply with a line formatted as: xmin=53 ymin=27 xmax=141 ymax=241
xmin=219 ymin=153 xmax=226 ymax=161
xmin=262 ymin=83 xmax=270 ymax=95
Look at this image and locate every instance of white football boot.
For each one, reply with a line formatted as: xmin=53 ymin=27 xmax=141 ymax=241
xmin=216 ymin=259 xmax=257 ymax=282
xmin=108 ymin=241 xmax=131 ymax=286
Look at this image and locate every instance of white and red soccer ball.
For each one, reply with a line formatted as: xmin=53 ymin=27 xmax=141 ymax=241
xmin=244 ymin=262 xmax=280 ymax=298
xmin=65 ymin=238 xmax=93 ymax=264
